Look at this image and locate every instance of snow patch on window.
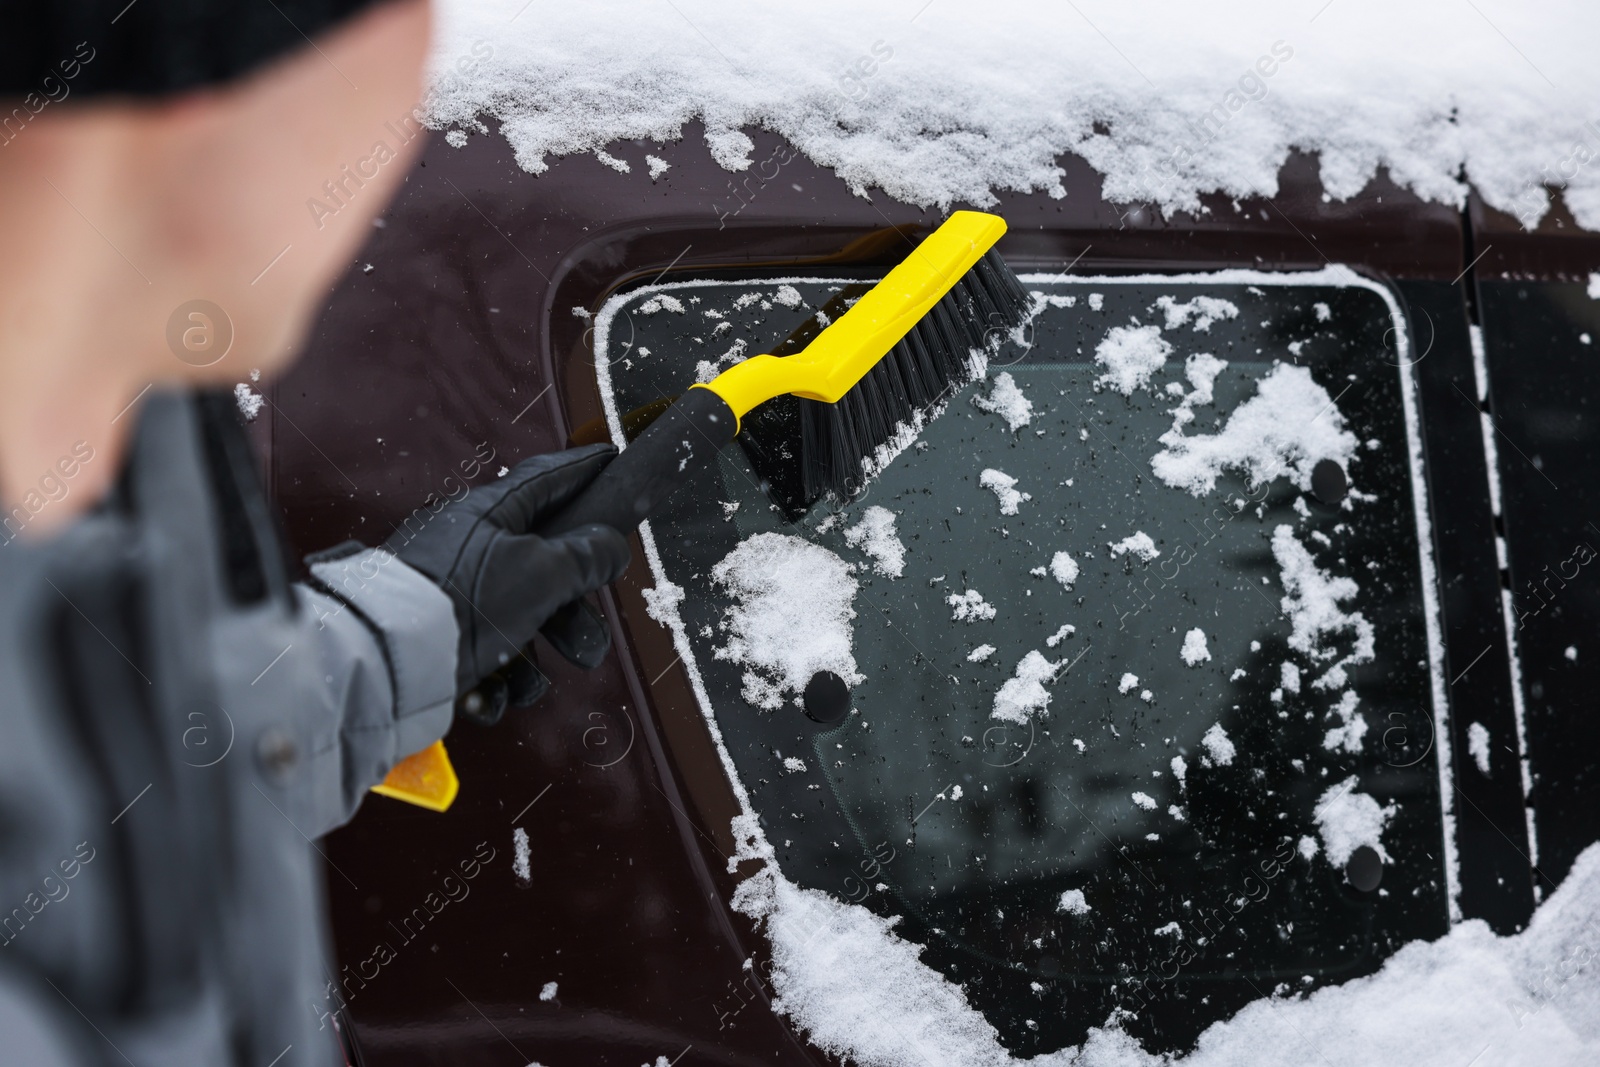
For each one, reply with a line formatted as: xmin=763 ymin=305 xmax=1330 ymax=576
xmin=513 ymin=827 xmax=531 ymax=885
xmin=1180 ymin=628 xmax=1211 ymax=666
xmin=1160 ymin=352 xmax=1231 ymax=445
xmin=1272 ymin=525 xmax=1375 ymax=692
xmin=1315 ymin=777 xmax=1393 ymax=866
xmin=1468 ymin=721 xmax=1492 ymax=776
xmin=1322 ymin=689 xmax=1367 ymax=754
xmin=1057 ymin=889 xmax=1091 ymax=916
xmin=1095 ymin=323 xmax=1172 ymax=395
xmin=1108 ymin=531 xmax=1161 ymax=562
xmin=730 ymin=834 xmax=1021 ymax=1067
xmin=948 ymin=588 xmax=996 ymax=623
xmin=1181 ymin=352 xmax=1228 ymax=407
xmin=234 ymin=382 xmax=263 ymax=422
xmin=1049 ymin=550 xmax=1080 ymax=589
xmin=992 ymin=650 xmax=1057 ymax=725
xmin=972 ymin=370 xmax=1035 ymax=431
xmin=1201 ymin=722 xmax=1236 ymax=766
xmin=641 ymin=576 xmax=686 ymax=628
xmin=979 ymin=467 xmax=1030 ymax=515
xmin=636 ymin=294 xmax=685 ymax=315
xmin=1151 ymin=362 xmax=1358 ymax=497
xmin=1280 ymin=661 xmax=1302 ymax=694
xmin=967 ymin=643 xmax=997 ymax=663
xmin=711 ymin=533 xmax=863 ymax=710
xmin=843 ymin=505 xmax=906 ymax=578
xmin=1154 ymin=294 xmax=1239 ymax=332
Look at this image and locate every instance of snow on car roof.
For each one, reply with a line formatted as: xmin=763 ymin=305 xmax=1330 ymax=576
xmin=429 ymin=0 xmax=1600 ymax=229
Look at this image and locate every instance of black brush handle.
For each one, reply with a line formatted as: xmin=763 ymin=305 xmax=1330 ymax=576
xmin=543 ymin=386 xmax=739 ymax=537
xmin=458 ymin=388 xmax=738 ymax=722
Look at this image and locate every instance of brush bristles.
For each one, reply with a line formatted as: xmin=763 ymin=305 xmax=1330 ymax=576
xmin=797 ymin=248 xmax=1030 ymax=503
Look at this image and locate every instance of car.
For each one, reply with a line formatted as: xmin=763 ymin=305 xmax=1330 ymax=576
xmin=257 ymin=125 xmax=1600 ymax=1065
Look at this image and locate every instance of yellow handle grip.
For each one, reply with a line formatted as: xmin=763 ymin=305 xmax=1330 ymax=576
xmin=370 ymin=740 xmax=459 ymax=812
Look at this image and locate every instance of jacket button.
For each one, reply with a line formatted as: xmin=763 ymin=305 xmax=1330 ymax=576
xmin=255 ymin=728 xmax=300 ymax=780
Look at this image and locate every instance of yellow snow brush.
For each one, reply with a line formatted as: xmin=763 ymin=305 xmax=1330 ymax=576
xmin=374 ymin=210 xmax=1026 ymax=812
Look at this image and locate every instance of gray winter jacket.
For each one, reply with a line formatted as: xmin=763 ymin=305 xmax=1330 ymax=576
xmin=0 ymin=392 xmax=457 ymax=1066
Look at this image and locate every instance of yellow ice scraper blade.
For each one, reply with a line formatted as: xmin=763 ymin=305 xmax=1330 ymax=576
xmin=696 ymin=210 xmax=1008 ymax=426
xmin=370 ymin=740 xmax=459 ymax=812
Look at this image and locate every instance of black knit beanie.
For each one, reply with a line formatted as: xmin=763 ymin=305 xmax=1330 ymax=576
xmin=0 ymin=0 xmax=391 ymax=99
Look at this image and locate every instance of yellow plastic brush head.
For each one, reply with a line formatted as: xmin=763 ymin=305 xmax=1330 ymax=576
xmin=700 ymin=209 xmax=1028 ymax=506
xmin=699 ymin=210 xmax=1013 ymax=419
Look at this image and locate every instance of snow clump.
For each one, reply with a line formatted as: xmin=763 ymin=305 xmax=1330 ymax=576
xmin=234 ymin=382 xmax=264 ymax=422
xmin=972 ymin=371 xmax=1034 ymax=431
xmin=1180 ymin=628 xmax=1211 ymax=666
xmin=1468 ymin=721 xmax=1492 ymax=776
xmin=1201 ymin=722 xmax=1236 ymax=766
xmin=1151 ymin=363 xmax=1358 ymax=496
xmin=843 ymin=506 xmax=906 ymax=578
xmin=1315 ymin=777 xmax=1393 ymax=865
xmin=979 ymin=468 xmax=1030 ymax=514
xmin=1271 ymin=525 xmax=1375 ymax=690
xmin=1049 ymin=550 xmax=1080 ymax=588
xmin=1095 ymin=324 xmax=1172 ymax=395
xmin=948 ymin=589 xmax=996 ymax=622
xmin=1057 ymin=889 xmax=1091 ymax=916
xmin=992 ymin=650 xmax=1058 ymax=724
xmin=1154 ymin=294 xmax=1239 ymax=332
xmin=636 ymin=294 xmax=685 ymax=315
xmin=1108 ymin=531 xmax=1161 ymax=561
xmin=711 ymin=533 xmax=863 ymax=710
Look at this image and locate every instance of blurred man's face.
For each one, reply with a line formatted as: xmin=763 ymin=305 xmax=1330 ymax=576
xmin=0 ymin=0 xmax=431 ymax=527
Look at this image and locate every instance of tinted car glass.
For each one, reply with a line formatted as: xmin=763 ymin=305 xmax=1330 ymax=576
xmin=598 ymin=273 xmax=1450 ymax=1054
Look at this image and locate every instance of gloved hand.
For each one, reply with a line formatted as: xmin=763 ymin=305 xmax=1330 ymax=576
xmin=387 ymin=444 xmax=631 ymax=725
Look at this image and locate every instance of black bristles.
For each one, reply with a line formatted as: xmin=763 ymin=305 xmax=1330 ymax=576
xmin=787 ymin=248 xmax=1030 ymax=507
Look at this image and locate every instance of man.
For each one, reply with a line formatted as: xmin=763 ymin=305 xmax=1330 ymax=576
xmin=0 ymin=2 xmax=627 ymax=1063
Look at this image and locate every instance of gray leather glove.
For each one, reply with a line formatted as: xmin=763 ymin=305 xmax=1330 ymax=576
xmin=384 ymin=444 xmax=631 ymax=724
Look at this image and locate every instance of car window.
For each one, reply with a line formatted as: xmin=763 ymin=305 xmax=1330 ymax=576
xmin=598 ymin=271 xmax=1450 ymax=1055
